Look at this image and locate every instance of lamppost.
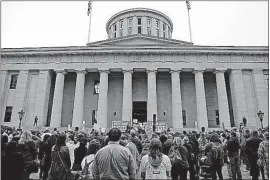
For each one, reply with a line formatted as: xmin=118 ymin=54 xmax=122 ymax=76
xmin=257 ymin=110 xmax=264 ymax=129
xmin=18 ymin=110 xmax=25 ymax=129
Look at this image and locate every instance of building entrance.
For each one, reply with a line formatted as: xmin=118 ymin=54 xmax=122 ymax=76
xmin=133 ymin=101 xmax=147 ymax=123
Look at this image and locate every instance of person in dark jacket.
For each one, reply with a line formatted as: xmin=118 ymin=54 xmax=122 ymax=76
xmin=163 ymin=134 xmax=173 ymax=156
xmin=38 ymin=134 xmax=50 ymax=179
xmin=226 ymin=132 xmax=242 ymax=180
xmin=183 ymin=136 xmax=196 ymax=180
xmin=2 ymin=141 xmax=24 ymax=180
xmin=72 ymin=137 xmax=87 ymax=171
xmin=245 ymin=130 xmax=263 ymax=180
xmin=130 ymin=129 xmax=143 ymax=154
xmin=43 ymin=135 xmax=57 ymax=180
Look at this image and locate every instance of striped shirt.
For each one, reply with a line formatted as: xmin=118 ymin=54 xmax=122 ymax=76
xmin=92 ymin=141 xmax=136 ymax=180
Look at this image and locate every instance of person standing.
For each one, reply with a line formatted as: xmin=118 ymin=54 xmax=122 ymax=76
xmin=140 ymin=138 xmax=172 ymax=179
xmin=125 ymin=134 xmax=140 ymax=173
xmin=226 ymin=132 xmax=242 ymax=180
xmin=169 ymin=137 xmax=189 ymax=180
xmin=48 ymin=133 xmax=72 ymax=180
xmin=34 ymin=116 xmax=38 ymax=126
xmin=81 ymin=139 xmax=101 ymax=180
xmin=257 ymin=132 xmax=269 ymax=180
xmin=205 ymin=133 xmax=224 ymax=180
xmin=72 ymin=137 xmax=87 ymax=171
xmin=245 ymin=130 xmax=263 ymax=180
xmin=92 ymin=128 xmax=136 ymax=180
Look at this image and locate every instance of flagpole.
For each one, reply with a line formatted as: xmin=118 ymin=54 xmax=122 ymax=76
xmin=87 ymin=1 xmax=92 ymax=44
xmin=187 ymin=8 xmax=192 ymax=43
xmin=87 ymin=7 xmax=92 ymax=44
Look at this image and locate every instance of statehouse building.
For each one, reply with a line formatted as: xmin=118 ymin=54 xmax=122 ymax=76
xmin=1 ymin=8 xmax=268 ymax=131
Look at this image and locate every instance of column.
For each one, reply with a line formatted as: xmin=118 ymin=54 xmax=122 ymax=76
xmin=97 ymin=69 xmax=109 ymax=128
xmin=147 ymin=69 xmax=157 ymax=122
xmin=50 ymin=70 xmax=66 ymax=127
xmin=0 ymin=70 xmax=8 ymax=121
xmin=215 ymin=68 xmax=231 ymax=129
xmin=132 ymin=16 xmax=137 ymax=35
xmin=34 ymin=70 xmax=51 ymax=126
xmin=72 ymin=69 xmax=87 ymax=128
xmin=151 ymin=18 xmax=157 ymax=36
xmin=252 ymin=69 xmax=268 ymax=128
xmin=142 ymin=16 xmax=147 ymax=35
xmin=170 ymin=69 xmax=183 ymax=129
xmin=122 ymin=69 xmax=133 ymax=122
xmin=10 ymin=70 xmax=29 ymax=127
xmin=193 ymin=68 xmax=208 ymax=129
xmin=229 ymin=69 xmax=248 ymax=126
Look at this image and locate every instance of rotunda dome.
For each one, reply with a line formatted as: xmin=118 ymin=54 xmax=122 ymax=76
xmin=106 ymin=8 xmax=173 ymax=39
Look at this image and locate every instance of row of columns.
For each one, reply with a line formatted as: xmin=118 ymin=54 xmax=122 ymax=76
xmin=49 ymin=68 xmax=232 ymax=129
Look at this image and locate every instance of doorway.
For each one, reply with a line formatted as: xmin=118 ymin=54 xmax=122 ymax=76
xmin=133 ymin=101 xmax=147 ymax=123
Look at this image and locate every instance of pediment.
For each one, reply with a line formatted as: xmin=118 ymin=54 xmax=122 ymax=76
xmin=87 ymin=34 xmax=193 ymax=47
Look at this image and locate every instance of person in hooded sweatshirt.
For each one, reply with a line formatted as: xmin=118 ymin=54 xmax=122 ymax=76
xmin=226 ymin=132 xmax=242 ymax=180
xmin=140 ymin=138 xmax=171 ymax=180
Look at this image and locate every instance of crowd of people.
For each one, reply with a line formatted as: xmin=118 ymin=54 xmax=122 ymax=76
xmin=1 ymin=124 xmax=269 ymax=180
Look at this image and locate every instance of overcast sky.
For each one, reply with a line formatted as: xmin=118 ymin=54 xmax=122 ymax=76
xmin=2 ymin=1 xmax=268 ymax=48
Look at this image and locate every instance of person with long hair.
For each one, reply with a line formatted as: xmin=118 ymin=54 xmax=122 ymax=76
xmin=169 ymin=137 xmax=189 ymax=180
xmin=140 ymin=138 xmax=171 ymax=179
xmin=17 ymin=130 xmax=39 ymax=180
xmin=48 ymin=133 xmax=71 ymax=180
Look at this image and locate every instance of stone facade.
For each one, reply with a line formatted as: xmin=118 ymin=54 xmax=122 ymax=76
xmin=0 ymin=8 xmax=268 ymax=131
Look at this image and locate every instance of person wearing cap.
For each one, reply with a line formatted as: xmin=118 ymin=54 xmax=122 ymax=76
xmin=81 ymin=139 xmax=101 ymax=180
xmin=140 ymin=138 xmax=171 ymax=179
xmin=92 ymin=128 xmax=136 ymax=180
xmin=258 ymin=132 xmax=269 ymax=180
xmin=245 ymin=130 xmax=263 ymax=180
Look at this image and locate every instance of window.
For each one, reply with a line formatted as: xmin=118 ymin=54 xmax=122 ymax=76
xmin=182 ymin=110 xmax=186 ymax=126
xmin=109 ymin=27 xmax=112 ymax=38
xmin=137 ymin=17 xmax=142 ymax=34
xmin=113 ymin=23 xmax=117 ymax=38
xmin=10 ymin=74 xmax=18 ymax=89
xmin=163 ymin=23 xmax=166 ymax=38
xmin=120 ymin=20 xmax=124 ymax=37
xmin=147 ymin=18 xmax=151 ymax=35
xmin=94 ymin=80 xmax=100 ymax=94
xmin=156 ymin=19 xmax=159 ymax=37
xmin=92 ymin=110 xmax=97 ymax=125
xmin=215 ymin=110 xmax=220 ymax=125
xmin=128 ymin=18 xmax=133 ymax=35
xmin=264 ymin=73 xmax=269 ymax=89
xmin=4 ymin=106 xmax=12 ymax=122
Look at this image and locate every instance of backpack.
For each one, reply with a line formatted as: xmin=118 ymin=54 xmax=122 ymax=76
xmin=81 ymin=158 xmax=94 ymax=180
xmin=206 ymin=142 xmax=224 ymax=166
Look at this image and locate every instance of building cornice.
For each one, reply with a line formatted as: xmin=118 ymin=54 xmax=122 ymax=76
xmin=1 ymin=46 xmax=268 ymax=57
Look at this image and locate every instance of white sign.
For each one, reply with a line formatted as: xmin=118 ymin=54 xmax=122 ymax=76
xmin=112 ymin=121 xmax=129 ymax=132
